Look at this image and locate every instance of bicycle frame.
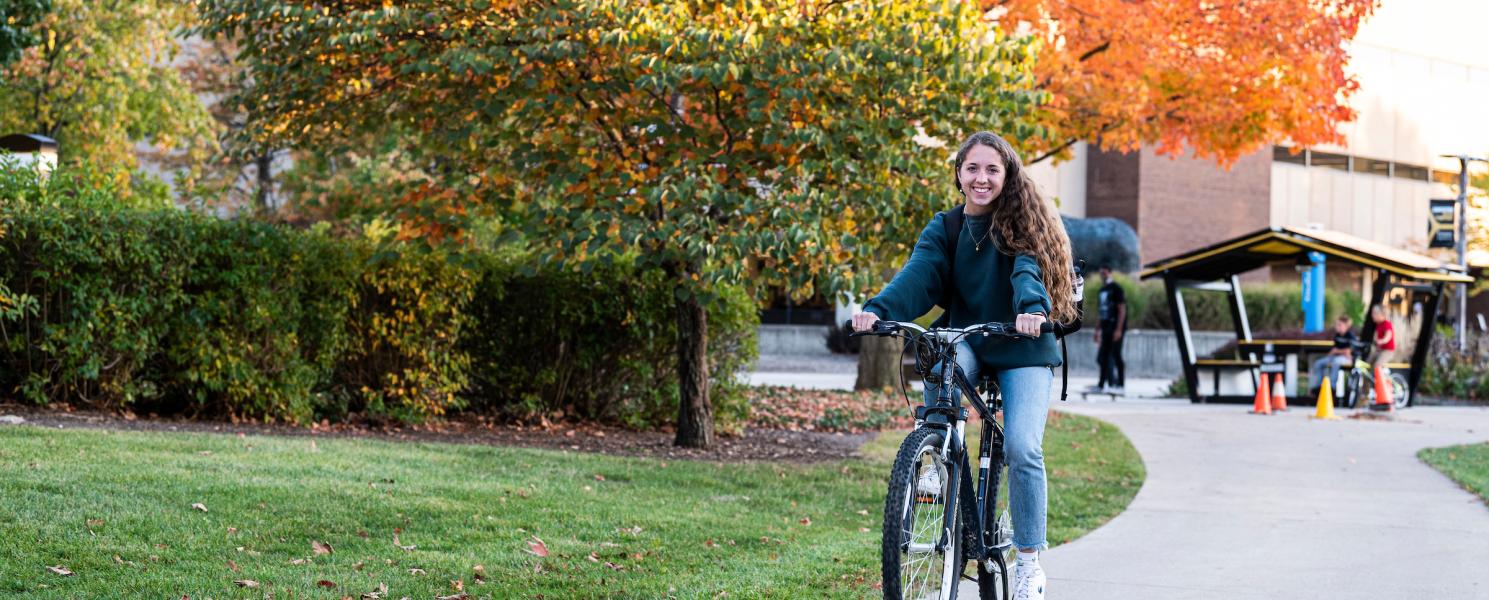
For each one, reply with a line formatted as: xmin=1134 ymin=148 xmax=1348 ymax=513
xmin=912 ymin=329 xmax=1016 ymax=568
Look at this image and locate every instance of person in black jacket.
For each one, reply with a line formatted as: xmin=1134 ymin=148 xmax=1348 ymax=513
xmin=1090 ymin=266 xmax=1126 ymax=394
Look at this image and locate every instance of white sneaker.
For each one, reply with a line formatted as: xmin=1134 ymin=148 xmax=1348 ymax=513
xmin=1109 ymin=385 xmax=1125 ymax=396
xmin=1013 ymin=558 xmax=1046 ymax=600
xmin=915 ymin=467 xmax=942 ymax=496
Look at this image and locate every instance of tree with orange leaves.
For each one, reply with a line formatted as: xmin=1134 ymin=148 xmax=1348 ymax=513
xmin=991 ymin=0 xmax=1378 ymax=165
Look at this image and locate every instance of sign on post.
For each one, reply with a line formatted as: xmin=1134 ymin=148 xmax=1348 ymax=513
xmin=1429 ymin=199 xmax=1457 ymax=248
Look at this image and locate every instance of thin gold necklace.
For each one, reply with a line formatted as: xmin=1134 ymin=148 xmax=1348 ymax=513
xmin=964 ymin=219 xmax=991 ymax=252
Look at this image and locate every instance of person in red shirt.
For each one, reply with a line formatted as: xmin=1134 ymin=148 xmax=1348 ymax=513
xmin=1369 ymin=304 xmax=1396 ymax=373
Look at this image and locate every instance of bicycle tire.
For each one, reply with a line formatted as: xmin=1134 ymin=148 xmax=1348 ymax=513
xmin=1390 ymin=372 xmax=1409 ymax=409
xmin=1346 ymin=371 xmax=1364 ymax=409
xmin=882 ymin=427 xmax=960 ymax=600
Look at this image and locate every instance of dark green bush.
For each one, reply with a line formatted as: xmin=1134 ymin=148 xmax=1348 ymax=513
xmin=0 ymin=163 xmax=758 ymax=428
xmin=462 ymin=252 xmax=758 ymax=432
xmin=1085 ymin=274 xmax=1362 ymax=332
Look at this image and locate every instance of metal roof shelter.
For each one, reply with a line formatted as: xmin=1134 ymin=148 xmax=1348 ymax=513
xmin=1139 ymin=226 xmax=1473 ymax=404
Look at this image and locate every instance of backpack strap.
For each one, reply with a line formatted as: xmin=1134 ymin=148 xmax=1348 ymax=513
xmin=936 ymin=204 xmax=965 ymax=312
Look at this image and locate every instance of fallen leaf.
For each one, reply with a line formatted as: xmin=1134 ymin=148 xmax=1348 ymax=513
xmin=604 ymin=562 xmax=625 ymax=571
xmin=856 ymin=509 xmax=869 ymax=516
xmin=409 ymin=568 xmax=427 ymax=575
xmin=191 ymin=503 xmax=208 ymax=513
xmin=86 ymin=518 xmax=104 ymax=527
xmin=526 ymin=535 xmax=549 ymax=557
xmin=435 ymin=595 xmax=468 ymax=600
xmin=619 ymin=526 xmax=643 ymax=535
xmin=587 ymin=552 xmax=600 ymax=563
xmin=705 ymin=539 xmax=716 ymax=548
xmin=289 ymin=558 xmax=308 ymax=565
xmin=227 ymin=559 xmax=239 ymax=572
xmin=316 ymin=579 xmax=336 ymax=588
xmin=46 ymin=565 xmax=74 ymax=576
xmin=198 ymin=451 xmax=212 ymax=456
xmin=226 ymin=527 xmax=238 ymax=534
xmin=450 ymin=578 xmax=465 ymax=592
xmin=392 ymin=531 xmax=416 ymax=551
xmin=799 ymin=517 xmax=812 ymax=526
xmin=312 ymin=540 xmax=333 ymax=555
xmin=860 ymin=527 xmax=870 ymax=533
xmin=233 ymin=580 xmax=259 ymax=588
xmin=360 ymin=582 xmax=389 ymax=599
xmin=593 ymin=474 xmax=605 ymax=481
xmin=353 ymin=561 xmax=365 ymax=571
xmin=472 ymin=564 xmax=487 ymax=583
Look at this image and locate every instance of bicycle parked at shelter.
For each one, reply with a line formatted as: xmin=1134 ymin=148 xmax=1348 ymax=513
xmin=853 ymin=319 xmax=1072 ymax=600
xmin=1336 ymin=340 xmax=1409 ymax=410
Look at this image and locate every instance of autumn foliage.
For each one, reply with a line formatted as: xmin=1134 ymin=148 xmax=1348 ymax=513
xmin=991 ymin=0 xmax=1378 ymax=164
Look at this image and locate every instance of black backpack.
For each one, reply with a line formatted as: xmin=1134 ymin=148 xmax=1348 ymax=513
xmin=935 ymin=204 xmax=1085 ymax=401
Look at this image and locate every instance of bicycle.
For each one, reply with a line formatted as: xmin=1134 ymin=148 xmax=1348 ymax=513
xmin=1337 ymin=341 xmax=1409 ymax=410
xmin=852 ymin=319 xmax=1069 ymax=600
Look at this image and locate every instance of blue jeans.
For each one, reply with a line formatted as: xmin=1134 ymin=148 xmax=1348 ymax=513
xmin=923 ymin=340 xmax=1052 ymax=551
xmin=1309 ymin=354 xmax=1351 ymax=391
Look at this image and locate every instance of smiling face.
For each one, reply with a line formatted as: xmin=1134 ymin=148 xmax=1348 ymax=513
xmin=957 ymin=143 xmax=1006 ymax=212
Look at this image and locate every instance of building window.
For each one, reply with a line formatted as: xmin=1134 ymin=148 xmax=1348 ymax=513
xmin=1432 ymin=169 xmax=1461 ymax=185
xmin=1309 ymin=151 xmax=1350 ymax=171
xmin=1273 ymin=145 xmax=1306 ymax=165
xmin=1394 ymin=163 xmax=1429 ymax=181
xmin=1353 ymin=157 xmax=1391 ymax=177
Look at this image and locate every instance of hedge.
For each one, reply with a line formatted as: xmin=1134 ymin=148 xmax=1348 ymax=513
xmin=1084 ymin=273 xmax=1364 ymax=332
xmin=0 ymin=165 xmax=757 ymax=428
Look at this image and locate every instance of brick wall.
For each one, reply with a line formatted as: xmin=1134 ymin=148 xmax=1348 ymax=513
xmin=1086 ymin=145 xmax=1272 ymax=271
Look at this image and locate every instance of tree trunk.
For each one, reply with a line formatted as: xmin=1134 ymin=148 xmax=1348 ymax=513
xmin=673 ymin=288 xmax=713 ymax=448
xmin=856 ymin=335 xmax=901 ymax=391
xmin=254 ymin=152 xmax=273 ymax=212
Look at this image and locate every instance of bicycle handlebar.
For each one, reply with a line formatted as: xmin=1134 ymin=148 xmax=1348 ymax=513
xmin=846 ymin=319 xmax=1068 ymax=340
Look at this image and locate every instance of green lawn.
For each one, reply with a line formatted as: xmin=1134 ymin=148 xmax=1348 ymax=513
xmin=1420 ymin=442 xmax=1489 ymax=506
xmin=0 ymin=411 xmax=1143 ymax=599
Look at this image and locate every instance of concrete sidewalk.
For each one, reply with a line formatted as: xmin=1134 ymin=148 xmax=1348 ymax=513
xmin=962 ymin=403 xmax=1489 ymax=599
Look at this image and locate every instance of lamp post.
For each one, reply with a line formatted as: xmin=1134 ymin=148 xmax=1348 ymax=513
xmin=0 ymin=133 xmax=59 ymax=178
xmin=1442 ymin=154 xmax=1488 ymax=352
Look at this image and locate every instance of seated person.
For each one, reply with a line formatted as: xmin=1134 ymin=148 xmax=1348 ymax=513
xmin=1308 ymin=315 xmax=1356 ymax=394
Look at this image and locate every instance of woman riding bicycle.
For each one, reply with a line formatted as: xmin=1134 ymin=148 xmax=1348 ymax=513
xmin=851 ymin=130 xmax=1077 ymax=600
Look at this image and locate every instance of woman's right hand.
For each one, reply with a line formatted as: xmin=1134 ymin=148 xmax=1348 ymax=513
xmin=851 ymin=311 xmax=881 ymax=332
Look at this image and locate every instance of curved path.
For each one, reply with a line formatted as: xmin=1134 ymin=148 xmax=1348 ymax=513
xmin=963 ymin=401 xmax=1489 ymax=599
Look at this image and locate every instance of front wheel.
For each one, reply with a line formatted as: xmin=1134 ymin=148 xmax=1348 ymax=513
xmin=1389 ymin=372 xmax=1410 ymax=409
xmin=882 ymin=427 xmax=960 ymax=600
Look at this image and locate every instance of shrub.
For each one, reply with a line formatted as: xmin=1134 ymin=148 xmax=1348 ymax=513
xmin=462 ymin=252 xmax=758 ymax=432
xmin=1085 ymin=274 xmax=1362 ymax=332
xmin=0 ymin=163 xmax=758 ymax=428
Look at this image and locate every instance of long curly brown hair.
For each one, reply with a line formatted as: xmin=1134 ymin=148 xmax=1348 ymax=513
xmin=953 ymin=131 xmax=1078 ymax=324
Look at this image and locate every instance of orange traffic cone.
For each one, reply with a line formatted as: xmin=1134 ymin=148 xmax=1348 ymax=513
xmin=1251 ymin=373 xmax=1272 ymax=414
xmin=1270 ymin=374 xmax=1288 ymax=412
xmin=1371 ymin=365 xmax=1394 ymax=412
xmin=1313 ymin=377 xmax=1338 ymax=420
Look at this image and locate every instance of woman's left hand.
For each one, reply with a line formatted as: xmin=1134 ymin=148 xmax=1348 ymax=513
xmin=1015 ymin=312 xmax=1046 ymax=337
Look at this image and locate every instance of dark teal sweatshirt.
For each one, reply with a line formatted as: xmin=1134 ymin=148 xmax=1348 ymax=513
xmin=861 ymin=212 xmax=1061 ymax=369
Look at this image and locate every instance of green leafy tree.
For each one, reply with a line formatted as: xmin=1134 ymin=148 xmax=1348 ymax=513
xmin=196 ymin=0 xmax=1050 ymax=447
xmin=0 ymin=0 xmax=48 ymax=69
xmin=0 ymin=0 xmax=212 ymax=182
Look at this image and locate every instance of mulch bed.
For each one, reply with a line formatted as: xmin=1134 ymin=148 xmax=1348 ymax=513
xmin=0 ymin=403 xmax=877 ymax=463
